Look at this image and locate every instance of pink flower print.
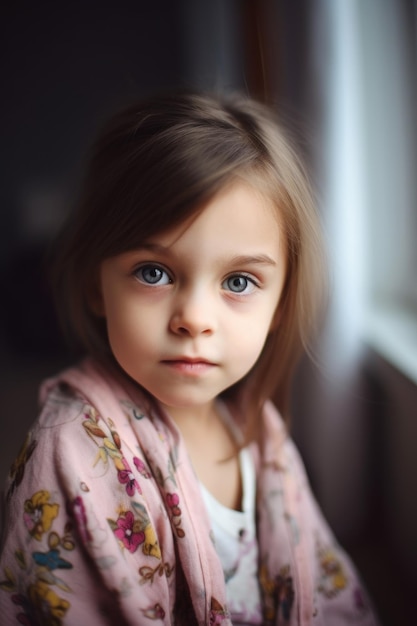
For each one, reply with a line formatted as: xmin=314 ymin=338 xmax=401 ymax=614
xmin=118 ymin=458 xmax=141 ymax=496
xmin=133 ymin=456 xmax=151 ymax=479
xmin=114 ymin=511 xmax=145 ymax=553
xmin=71 ymin=496 xmax=91 ymax=543
xmin=166 ymin=492 xmax=181 ymax=517
xmin=166 ymin=492 xmax=185 ymax=538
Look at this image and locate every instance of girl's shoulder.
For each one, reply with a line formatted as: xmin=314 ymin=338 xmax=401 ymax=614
xmin=262 ymin=400 xmax=309 ymax=472
xmin=24 ymin=359 xmax=118 ymax=438
xmin=3 ymin=362 xmax=118 ymax=491
xmin=3 ymin=358 xmax=155 ymax=524
xmin=37 ymin=357 xmax=146 ymax=431
xmin=4 ymin=358 xmax=147 ymax=498
xmin=37 ymin=377 xmax=90 ymax=430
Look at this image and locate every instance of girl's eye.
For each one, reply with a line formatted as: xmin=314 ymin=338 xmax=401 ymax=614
xmin=134 ymin=264 xmax=172 ymax=286
xmin=223 ymin=274 xmax=257 ymax=294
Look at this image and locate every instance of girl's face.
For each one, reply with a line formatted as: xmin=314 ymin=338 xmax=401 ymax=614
xmin=98 ymin=182 xmax=286 ymax=422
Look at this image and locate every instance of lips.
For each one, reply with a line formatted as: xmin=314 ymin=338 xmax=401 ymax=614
xmin=162 ymin=355 xmax=216 ymax=364
xmin=161 ymin=357 xmax=217 ymax=375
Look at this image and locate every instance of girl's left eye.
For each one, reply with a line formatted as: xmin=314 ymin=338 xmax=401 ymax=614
xmin=134 ymin=264 xmax=172 ymax=286
xmin=222 ymin=274 xmax=257 ymax=294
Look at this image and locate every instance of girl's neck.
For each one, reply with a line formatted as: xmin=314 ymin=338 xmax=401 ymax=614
xmin=164 ymin=401 xmax=217 ymax=432
xmin=167 ymin=401 xmax=242 ymax=511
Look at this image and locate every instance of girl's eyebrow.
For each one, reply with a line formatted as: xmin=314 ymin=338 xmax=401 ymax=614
xmin=137 ymin=244 xmax=277 ymax=268
xmin=136 ymin=243 xmax=167 ymax=253
xmin=228 ymin=254 xmax=277 ymax=267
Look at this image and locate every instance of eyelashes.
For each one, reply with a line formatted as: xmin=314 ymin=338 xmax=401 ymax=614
xmin=133 ymin=264 xmax=172 ymax=286
xmin=133 ymin=263 xmax=260 ymax=295
xmin=221 ymin=274 xmax=258 ymax=294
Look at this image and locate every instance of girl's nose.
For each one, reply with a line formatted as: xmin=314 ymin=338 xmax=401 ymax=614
xmin=169 ymin=291 xmax=215 ymax=337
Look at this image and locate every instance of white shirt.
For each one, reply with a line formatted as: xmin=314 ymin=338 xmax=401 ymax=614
xmin=200 ymin=446 xmax=262 ymax=625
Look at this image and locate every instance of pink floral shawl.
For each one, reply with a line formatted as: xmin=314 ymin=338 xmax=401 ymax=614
xmin=0 ymin=359 xmax=380 ymax=625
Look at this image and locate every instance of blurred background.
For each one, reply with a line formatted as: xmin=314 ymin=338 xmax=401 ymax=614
xmin=1 ymin=1 xmax=416 ymax=623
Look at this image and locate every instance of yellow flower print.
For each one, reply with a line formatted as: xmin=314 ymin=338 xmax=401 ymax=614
xmin=28 ymin=578 xmax=70 ymax=623
xmin=317 ymin=542 xmax=348 ymax=598
xmin=142 ymin=523 xmax=162 ymax=559
xmin=259 ymin=561 xmax=294 ymax=622
xmin=259 ymin=562 xmax=276 ymax=622
xmin=23 ymin=490 xmax=59 ymax=541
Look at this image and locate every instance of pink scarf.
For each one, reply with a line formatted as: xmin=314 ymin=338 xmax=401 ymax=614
xmin=0 ymin=357 xmax=379 ymax=625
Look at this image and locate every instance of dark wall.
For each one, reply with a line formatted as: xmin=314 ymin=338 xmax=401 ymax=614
xmin=1 ymin=2 xmax=185 ymax=252
xmin=0 ymin=2 xmax=186 ymax=361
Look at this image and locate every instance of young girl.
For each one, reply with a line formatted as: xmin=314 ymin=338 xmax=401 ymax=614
xmin=0 ymin=93 xmax=379 ymax=625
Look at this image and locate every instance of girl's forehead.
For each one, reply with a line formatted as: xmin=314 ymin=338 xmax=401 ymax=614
xmin=107 ymin=181 xmax=286 ymax=286
xmin=140 ymin=181 xmax=285 ymax=264
xmin=151 ymin=181 xmax=282 ymax=246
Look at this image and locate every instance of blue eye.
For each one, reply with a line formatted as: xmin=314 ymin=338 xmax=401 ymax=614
xmin=135 ymin=264 xmax=171 ymax=285
xmin=223 ymin=275 xmax=256 ymax=294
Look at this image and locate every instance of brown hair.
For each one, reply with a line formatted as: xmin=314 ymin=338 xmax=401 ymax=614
xmin=52 ymin=91 xmax=325 ymax=436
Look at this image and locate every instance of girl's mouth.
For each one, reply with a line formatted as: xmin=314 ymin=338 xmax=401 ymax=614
xmin=161 ymin=358 xmax=216 ymax=375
